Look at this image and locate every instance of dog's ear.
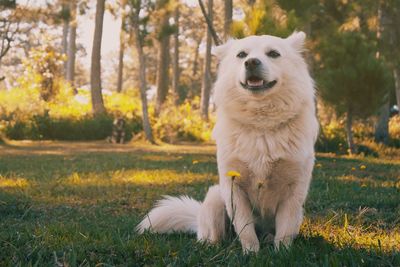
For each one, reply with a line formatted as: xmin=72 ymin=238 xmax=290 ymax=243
xmin=286 ymin=31 xmax=306 ymax=51
xmin=212 ymin=39 xmax=234 ymax=60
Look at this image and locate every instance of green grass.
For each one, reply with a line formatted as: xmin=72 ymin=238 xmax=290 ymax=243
xmin=0 ymin=141 xmax=399 ymax=266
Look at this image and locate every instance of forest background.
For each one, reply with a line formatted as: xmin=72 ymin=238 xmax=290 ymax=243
xmin=0 ymin=0 xmax=400 ymax=157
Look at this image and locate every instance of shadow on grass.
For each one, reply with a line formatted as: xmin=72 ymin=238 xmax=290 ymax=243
xmin=0 ymin=151 xmax=218 ymax=182
xmin=132 ymin=230 xmax=399 ymax=266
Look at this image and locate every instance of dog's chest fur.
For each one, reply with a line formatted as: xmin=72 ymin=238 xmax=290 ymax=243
xmin=216 ymin=102 xmax=313 ymax=176
xmin=214 ymin=102 xmax=317 ymax=219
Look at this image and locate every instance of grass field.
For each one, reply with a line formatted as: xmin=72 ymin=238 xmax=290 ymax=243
xmin=0 ymin=141 xmax=399 ymax=266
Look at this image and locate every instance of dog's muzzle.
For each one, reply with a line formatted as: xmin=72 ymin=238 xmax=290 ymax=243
xmin=240 ymin=58 xmax=277 ymax=92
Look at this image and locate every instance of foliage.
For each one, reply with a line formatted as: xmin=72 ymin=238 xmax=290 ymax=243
xmin=316 ymin=120 xmax=348 ymax=154
xmin=389 ymin=115 xmax=400 ymax=147
xmin=231 ymin=0 xmax=299 ymax=38
xmin=0 ymin=1 xmax=18 ymax=61
xmin=316 ymin=31 xmax=391 ymax=118
xmin=378 ymin=0 xmax=400 ymax=68
xmin=151 ymin=97 xmax=214 ymax=143
xmin=316 ymin=116 xmax=400 ymax=156
xmin=0 ymin=81 xmax=214 ymax=142
xmin=22 ymin=43 xmax=65 ymax=102
xmin=3 ymin=112 xmax=141 ymax=141
xmin=0 ymin=84 xmax=143 ymax=141
xmin=0 ymin=142 xmax=399 ymax=266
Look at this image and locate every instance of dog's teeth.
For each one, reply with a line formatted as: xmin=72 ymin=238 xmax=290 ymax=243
xmin=247 ymin=80 xmax=263 ymax=86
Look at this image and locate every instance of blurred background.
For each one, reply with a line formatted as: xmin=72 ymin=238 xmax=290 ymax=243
xmin=0 ymin=0 xmax=399 ymax=157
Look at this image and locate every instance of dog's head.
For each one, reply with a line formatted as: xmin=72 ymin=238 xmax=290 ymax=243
xmin=212 ymin=32 xmax=313 ymax=107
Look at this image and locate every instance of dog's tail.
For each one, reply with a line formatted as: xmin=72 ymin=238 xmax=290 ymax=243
xmin=136 ymin=195 xmax=202 ymax=234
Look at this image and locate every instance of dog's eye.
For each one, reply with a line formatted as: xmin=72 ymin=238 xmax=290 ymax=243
xmin=236 ymin=51 xmax=248 ymax=58
xmin=267 ymin=50 xmax=281 ymax=58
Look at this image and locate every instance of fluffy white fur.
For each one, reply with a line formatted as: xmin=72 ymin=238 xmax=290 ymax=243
xmin=136 ymin=32 xmax=319 ymax=253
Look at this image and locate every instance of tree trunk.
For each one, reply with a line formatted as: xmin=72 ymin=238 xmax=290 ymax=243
xmin=224 ymin=0 xmax=232 ymax=41
xmin=198 ymin=0 xmax=221 ymax=45
xmin=116 ymin=2 xmax=126 ymax=93
xmin=377 ymin=0 xmax=400 ymax=114
xmin=374 ymin=1 xmax=391 ymax=143
xmin=90 ymin=0 xmax=106 ymax=115
xmin=155 ymin=15 xmax=171 ymax=116
xmin=132 ymin=1 xmax=154 ymax=143
xmin=200 ymin=0 xmax=213 ymax=120
xmin=171 ymin=7 xmax=180 ymax=105
xmin=192 ymin=38 xmax=201 ymax=77
xmin=66 ymin=1 xmax=77 ymax=93
xmin=394 ymin=67 xmax=400 ymax=114
xmin=345 ymin=107 xmax=355 ymax=155
xmin=315 ymin=97 xmax=328 ymax=148
xmin=375 ymin=101 xmax=390 ymax=144
xmin=61 ymin=4 xmax=69 ymax=78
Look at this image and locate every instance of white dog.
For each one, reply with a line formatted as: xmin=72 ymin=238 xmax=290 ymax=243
xmin=137 ymin=32 xmax=318 ymax=253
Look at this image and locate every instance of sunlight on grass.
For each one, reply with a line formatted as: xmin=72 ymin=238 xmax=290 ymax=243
xmin=63 ymin=169 xmax=214 ymax=187
xmin=302 ymin=217 xmax=400 ymax=252
xmin=337 ymin=175 xmax=400 ymax=188
xmin=140 ymin=155 xmax=184 ymax=162
xmin=0 ymin=177 xmax=29 ymax=188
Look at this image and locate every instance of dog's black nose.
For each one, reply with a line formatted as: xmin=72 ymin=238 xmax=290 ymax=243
xmin=245 ymin=58 xmax=261 ymax=70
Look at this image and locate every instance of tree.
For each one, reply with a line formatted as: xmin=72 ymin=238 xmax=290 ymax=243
xmin=171 ymin=5 xmax=180 ymax=105
xmin=66 ymin=0 xmax=77 ymax=92
xmin=60 ymin=2 xmax=70 ymax=77
xmin=129 ymin=0 xmax=154 ymax=143
xmin=198 ymin=0 xmax=221 ymax=45
xmin=395 ymin=68 xmax=400 ymax=113
xmin=377 ymin=0 xmax=400 ymax=113
xmin=90 ymin=0 xmax=106 ymax=115
xmin=200 ymin=0 xmax=214 ymax=120
xmin=276 ymin=0 xmax=319 ymax=33
xmin=116 ymin=0 xmax=127 ymax=93
xmin=0 ymin=1 xmax=18 ymax=66
xmin=24 ymin=44 xmax=64 ymax=102
xmin=191 ymin=37 xmax=201 ymax=77
xmin=1 ymin=2 xmax=69 ymax=82
xmin=154 ymin=1 xmax=173 ymax=116
xmin=374 ymin=1 xmax=392 ymax=144
xmin=375 ymin=102 xmax=390 ymax=145
xmin=317 ymin=32 xmax=390 ymax=154
xmin=178 ymin=2 xmax=204 ymax=89
xmin=224 ymin=0 xmax=232 ymax=40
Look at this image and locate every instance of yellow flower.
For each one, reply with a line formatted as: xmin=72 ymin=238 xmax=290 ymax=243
xmin=192 ymin=160 xmax=199 ymax=164
xmin=226 ymin=170 xmax=241 ymax=179
xmin=315 ymin=163 xmax=322 ymax=168
xmin=351 ymin=167 xmax=356 ymax=171
xmin=360 ymin=165 xmax=366 ymax=170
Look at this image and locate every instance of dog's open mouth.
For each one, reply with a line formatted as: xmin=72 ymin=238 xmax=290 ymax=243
xmin=240 ymin=77 xmax=277 ymax=92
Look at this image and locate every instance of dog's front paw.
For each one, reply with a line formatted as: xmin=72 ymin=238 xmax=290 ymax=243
xmin=274 ymin=235 xmax=293 ymax=250
xmin=241 ymin=237 xmax=260 ymax=253
xmin=197 ymin=226 xmax=223 ymax=244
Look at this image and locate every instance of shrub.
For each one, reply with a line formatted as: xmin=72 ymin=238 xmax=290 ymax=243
xmin=3 ymin=112 xmax=142 ymax=141
xmin=389 ymin=115 xmax=400 ymax=147
xmin=316 ymin=120 xmax=348 ymax=153
xmin=0 ymin=84 xmax=143 ymax=141
xmin=152 ymin=97 xmax=214 ymax=143
xmin=315 ymin=115 xmax=400 ymax=156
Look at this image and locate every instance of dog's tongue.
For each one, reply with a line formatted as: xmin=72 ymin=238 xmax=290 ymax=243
xmin=247 ymin=79 xmax=263 ymax=87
